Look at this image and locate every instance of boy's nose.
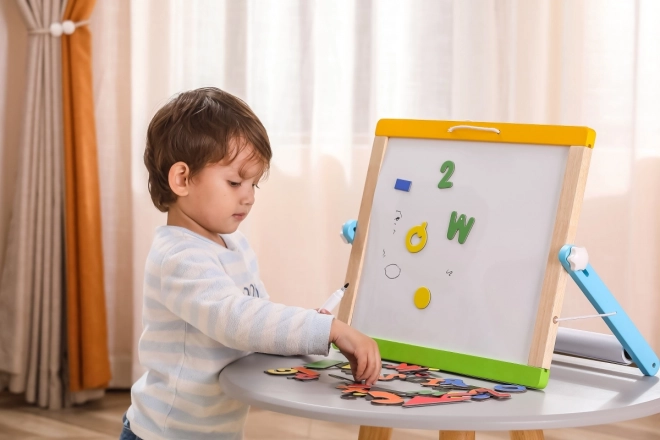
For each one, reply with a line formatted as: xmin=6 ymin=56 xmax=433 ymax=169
xmin=242 ymin=190 xmax=255 ymax=205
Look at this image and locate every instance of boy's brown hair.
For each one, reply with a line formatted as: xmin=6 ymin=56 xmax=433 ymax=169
xmin=144 ymin=87 xmax=271 ymax=212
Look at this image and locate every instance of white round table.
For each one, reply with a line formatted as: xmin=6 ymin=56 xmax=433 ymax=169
xmin=219 ymin=352 xmax=660 ymax=439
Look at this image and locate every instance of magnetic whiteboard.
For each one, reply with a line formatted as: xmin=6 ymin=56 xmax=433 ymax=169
xmin=351 ymin=138 xmax=567 ymax=365
xmin=340 ymin=119 xmax=595 ymax=387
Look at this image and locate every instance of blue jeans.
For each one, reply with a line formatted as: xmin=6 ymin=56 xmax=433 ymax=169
xmin=119 ymin=413 xmax=142 ymax=440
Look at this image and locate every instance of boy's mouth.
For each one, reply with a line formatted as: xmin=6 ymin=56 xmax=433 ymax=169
xmin=233 ymin=213 xmax=247 ymax=220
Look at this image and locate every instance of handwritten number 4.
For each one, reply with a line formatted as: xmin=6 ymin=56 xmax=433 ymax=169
xmin=438 ymin=161 xmax=455 ymax=189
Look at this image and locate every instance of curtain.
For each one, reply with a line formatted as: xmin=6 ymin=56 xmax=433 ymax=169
xmin=0 ymin=0 xmax=28 ymax=290
xmin=0 ymin=0 xmax=110 ymax=408
xmin=557 ymin=0 xmax=660 ymax=341
xmin=84 ymin=0 xmax=660 ymax=383
xmin=87 ymin=0 xmax=134 ymax=390
xmin=0 ymin=0 xmax=68 ymax=410
xmin=61 ymin=0 xmax=111 ymax=394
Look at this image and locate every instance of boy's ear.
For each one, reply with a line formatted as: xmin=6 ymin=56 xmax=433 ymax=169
xmin=168 ymin=161 xmax=191 ymax=197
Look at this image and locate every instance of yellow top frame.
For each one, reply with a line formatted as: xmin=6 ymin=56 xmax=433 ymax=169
xmin=376 ymin=119 xmax=596 ymax=148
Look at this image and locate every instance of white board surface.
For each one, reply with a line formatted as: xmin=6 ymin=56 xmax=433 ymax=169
xmin=350 ymin=137 xmax=569 ymax=365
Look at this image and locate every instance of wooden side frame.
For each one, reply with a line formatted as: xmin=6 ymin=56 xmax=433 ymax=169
xmin=527 ymin=146 xmax=592 ymax=368
xmin=337 ymin=136 xmax=388 ymax=324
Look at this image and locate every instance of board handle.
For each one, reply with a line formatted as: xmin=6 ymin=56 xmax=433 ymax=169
xmin=448 ymin=125 xmax=500 ymax=134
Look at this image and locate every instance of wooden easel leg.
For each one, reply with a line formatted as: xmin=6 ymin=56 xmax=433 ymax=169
xmin=510 ymin=430 xmax=545 ymax=440
xmin=358 ymin=426 xmax=393 ymax=440
xmin=439 ymin=432 xmax=475 ymax=440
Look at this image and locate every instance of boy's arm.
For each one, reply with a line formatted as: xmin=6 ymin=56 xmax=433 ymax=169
xmin=158 ymin=243 xmax=333 ymax=356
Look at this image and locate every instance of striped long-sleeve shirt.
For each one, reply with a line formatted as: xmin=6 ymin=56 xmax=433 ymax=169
xmin=126 ymin=226 xmax=334 ymax=440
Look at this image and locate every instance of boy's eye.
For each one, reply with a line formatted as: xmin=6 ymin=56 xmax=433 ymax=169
xmin=228 ymin=181 xmax=241 ymax=187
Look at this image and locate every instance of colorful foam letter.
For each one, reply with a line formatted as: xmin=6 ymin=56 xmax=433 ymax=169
xmin=368 ymin=391 xmax=405 ymax=406
xmin=265 ymin=368 xmax=298 ymax=375
xmin=406 ymin=222 xmax=429 ymax=253
xmin=447 ymin=211 xmax=475 ymax=244
xmin=403 ymin=394 xmax=471 ymax=408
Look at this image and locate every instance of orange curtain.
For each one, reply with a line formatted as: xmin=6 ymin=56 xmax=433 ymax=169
xmin=61 ymin=0 xmax=111 ymax=391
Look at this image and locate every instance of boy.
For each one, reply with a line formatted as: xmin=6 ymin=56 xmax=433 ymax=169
xmin=120 ymin=87 xmax=381 ymax=440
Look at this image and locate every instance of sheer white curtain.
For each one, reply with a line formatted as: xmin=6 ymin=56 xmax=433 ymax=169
xmin=89 ymin=0 xmax=133 ymax=388
xmin=88 ymin=0 xmax=660 ymax=384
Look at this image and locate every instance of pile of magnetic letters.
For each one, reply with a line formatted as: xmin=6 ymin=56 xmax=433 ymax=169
xmin=265 ymin=359 xmax=526 ymax=408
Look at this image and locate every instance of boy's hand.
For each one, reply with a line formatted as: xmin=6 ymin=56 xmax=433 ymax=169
xmin=329 ymin=319 xmax=381 ymax=385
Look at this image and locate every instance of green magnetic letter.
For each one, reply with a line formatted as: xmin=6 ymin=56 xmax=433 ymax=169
xmin=447 ymin=211 xmax=475 ymax=244
xmin=438 ymin=161 xmax=455 ymax=189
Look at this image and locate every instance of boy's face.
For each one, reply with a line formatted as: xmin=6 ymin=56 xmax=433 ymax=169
xmin=173 ymin=142 xmax=264 ymax=238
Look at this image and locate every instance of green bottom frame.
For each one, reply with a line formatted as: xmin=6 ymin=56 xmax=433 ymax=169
xmin=375 ymin=338 xmax=549 ymax=389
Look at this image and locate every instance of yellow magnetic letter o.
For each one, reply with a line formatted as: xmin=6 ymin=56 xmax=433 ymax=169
xmin=406 ymin=222 xmax=428 ymax=253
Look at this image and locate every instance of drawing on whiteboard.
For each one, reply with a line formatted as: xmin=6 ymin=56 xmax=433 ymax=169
xmin=446 ymin=270 xmax=452 ymax=276
xmin=383 ymin=249 xmax=386 ymax=258
xmin=385 ymin=264 xmax=401 ymax=279
xmin=393 ymin=210 xmax=403 ymax=235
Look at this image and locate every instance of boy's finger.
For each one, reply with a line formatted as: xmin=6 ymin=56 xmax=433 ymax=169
xmin=366 ymin=348 xmax=380 ymax=385
xmin=361 ymin=355 xmax=371 ymax=384
xmin=374 ymin=350 xmax=381 ymax=372
xmin=368 ymin=355 xmax=380 ymax=385
xmin=348 ymin=359 xmax=358 ymax=380
xmin=367 ymin=355 xmax=378 ymax=385
xmin=355 ymin=353 xmax=367 ymax=381
xmin=373 ymin=347 xmax=381 ymax=371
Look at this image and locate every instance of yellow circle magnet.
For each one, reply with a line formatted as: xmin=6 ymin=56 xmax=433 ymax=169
xmin=405 ymin=222 xmax=429 ymax=253
xmin=413 ymin=287 xmax=432 ymax=309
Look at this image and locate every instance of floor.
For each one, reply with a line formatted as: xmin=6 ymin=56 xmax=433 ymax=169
xmin=1 ymin=391 xmax=659 ymax=439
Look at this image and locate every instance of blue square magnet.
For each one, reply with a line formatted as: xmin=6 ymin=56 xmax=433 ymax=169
xmin=395 ymin=179 xmax=412 ymax=192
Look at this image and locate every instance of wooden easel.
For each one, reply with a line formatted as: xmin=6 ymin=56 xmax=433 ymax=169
xmin=339 ymin=122 xmax=594 ymax=440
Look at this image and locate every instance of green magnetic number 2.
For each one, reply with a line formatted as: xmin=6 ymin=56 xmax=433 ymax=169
xmin=438 ymin=160 xmax=455 ymax=189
